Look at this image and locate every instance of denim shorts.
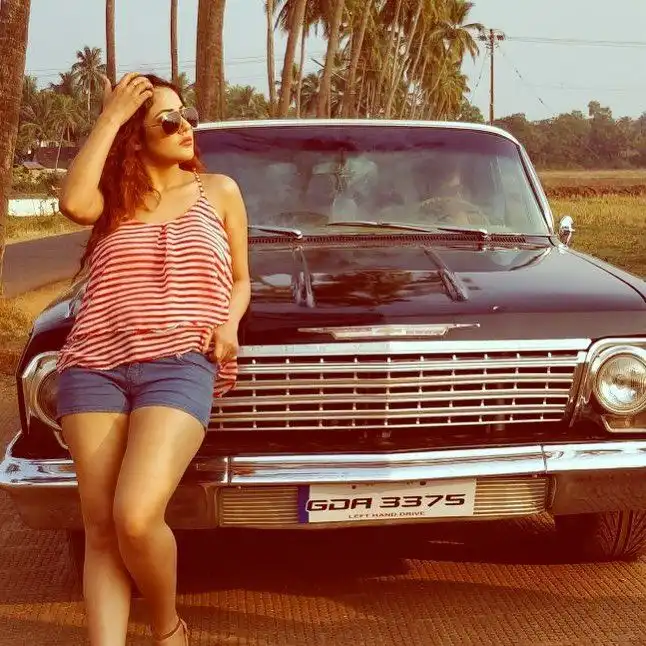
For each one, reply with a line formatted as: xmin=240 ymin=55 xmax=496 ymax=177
xmin=57 ymin=352 xmax=217 ymax=428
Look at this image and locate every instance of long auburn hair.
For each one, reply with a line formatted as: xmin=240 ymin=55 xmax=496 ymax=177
xmin=76 ymin=74 xmax=205 ymax=276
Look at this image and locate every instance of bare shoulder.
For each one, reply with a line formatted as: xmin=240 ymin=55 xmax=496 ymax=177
xmin=200 ymin=173 xmax=241 ymax=199
xmin=199 ymin=173 xmax=246 ymax=227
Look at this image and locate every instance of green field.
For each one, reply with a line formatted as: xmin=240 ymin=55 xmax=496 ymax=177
xmin=551 ymin=195 xmax=644 ymax=277
xmin=540 ymin=169 xmax=646 ymax=188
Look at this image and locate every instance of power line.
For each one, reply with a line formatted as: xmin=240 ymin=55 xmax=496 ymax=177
xmin=469 ymin=53 xmax=487 ymax=100
xmin=25 ymin=51 xmax=328 ymax=76
xmin=497 ymin=46 xmax=553 ymax=114
xmin=529 ymin=82 xmax=646 ymax=94
xmin=507 ymin=36 xmax=646 ymax=49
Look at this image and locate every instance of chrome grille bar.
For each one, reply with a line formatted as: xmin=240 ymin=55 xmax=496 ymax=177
xmin=210 ymin=340 xmax=589 ymax=431
xmin=217 ymin=476 xmax=549 ymax=527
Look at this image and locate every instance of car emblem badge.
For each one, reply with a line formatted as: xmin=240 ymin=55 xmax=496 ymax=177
xmin=298 ymin=323 xmax=480 ymax=339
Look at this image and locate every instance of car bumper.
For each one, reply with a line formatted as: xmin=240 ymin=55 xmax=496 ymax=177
xmin=2 ymin=434 xmax=646 ymax=530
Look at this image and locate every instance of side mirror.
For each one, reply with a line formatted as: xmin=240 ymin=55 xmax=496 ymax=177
xmin=558 ymin=215 xmax=575 ymax=246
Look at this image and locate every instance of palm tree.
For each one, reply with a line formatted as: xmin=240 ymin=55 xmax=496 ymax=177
xmin=265 ymin=0 xmax=277 ymax=116
xmin=440 ymin=0 xmax=482 ymax=62
xmin=317 ymin=0 xmax=346 ymax=117
xmin=342 ymin=0 xmax=374 ymax=117
xmin=0 ymin=0 xmax=32 ymax=293
xmin=50 ymin=72 xmax=79 ymax=97
xmin=276 ymin=0 xmax=327 ymax=116
xmin=383 ymin=0 xmax=424 ymax=117
xmin=299 ymin=72 xmax=320 ymax=117
xmin=72 ymin=46 xmax=106 ymax=116
xmin=176 ymin=72 xmax=195 ymax=105
xmin=195 ymin=0 xmax=227 ymax=121
xmin=277 ymin=0 xmax=307 ymax=117
xmin=106 ymin=0 xmax=116 ymax=85
xmin=171 ymin=0 xmax=179 ymax=85
xmin=52 ymin=94 xmax=82 ymax=170
xmin=227 ymin=85 xmax=270 ymax=120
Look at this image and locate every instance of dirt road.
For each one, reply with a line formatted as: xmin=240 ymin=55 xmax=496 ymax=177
xmin=1 ymin=383 xmax=645 ymax=645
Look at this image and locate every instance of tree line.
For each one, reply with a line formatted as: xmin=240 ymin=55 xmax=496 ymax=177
xmin=494 ymin=102 xmax=646 ymax=169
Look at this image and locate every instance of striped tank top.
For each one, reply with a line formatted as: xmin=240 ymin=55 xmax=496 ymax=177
xmin=57 ymin=172 xmax=237 ymax=396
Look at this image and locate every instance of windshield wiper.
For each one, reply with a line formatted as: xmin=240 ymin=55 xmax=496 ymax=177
xmin=327 ymin=220 xmax=491 ymax=239
xmin=430 ymin=224 xmax=491 ymax=240
xmin=248 ymin=225 xmax=303 ymax=239
xmin=327 ymin=220 xmax=435 ymax=233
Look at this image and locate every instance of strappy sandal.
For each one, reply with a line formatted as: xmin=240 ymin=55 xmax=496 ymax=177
xmin=152 ymin=616 xmax=188 ymax=645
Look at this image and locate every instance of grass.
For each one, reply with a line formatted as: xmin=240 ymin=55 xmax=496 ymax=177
xmin=0 ymin=281 xmax=70 ymax=375
xmin=5 ymin=213 xmax=85 ymax=245
xmin=550 ymin=195 xmax=646 ymax=277
xmin=540 ymin=169 xmax=646 ymax=188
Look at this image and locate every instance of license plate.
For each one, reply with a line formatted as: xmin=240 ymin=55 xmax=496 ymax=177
xmin=298 ymin=479 xmax=477 ymax=524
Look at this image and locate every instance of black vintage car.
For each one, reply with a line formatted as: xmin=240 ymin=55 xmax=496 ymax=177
xmin=2 ymin=120 xmax=646 ymax=564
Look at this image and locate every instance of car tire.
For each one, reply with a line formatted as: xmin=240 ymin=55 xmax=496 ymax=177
xmin=555 ymin=510 xmax=646 ymax=562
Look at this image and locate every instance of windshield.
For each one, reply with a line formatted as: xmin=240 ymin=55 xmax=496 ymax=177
xmin=196 ymin=124 xmax=550 ymax=236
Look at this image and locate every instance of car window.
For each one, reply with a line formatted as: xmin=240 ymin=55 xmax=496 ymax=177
xmin=197 ymin=125 xmax=550 ymax=235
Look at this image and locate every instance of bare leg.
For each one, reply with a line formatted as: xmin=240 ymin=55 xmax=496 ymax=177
xmin=113 ymin=406 xmax=204 ymax=643
xmin=62 ymin=412 xmax=131 ymax=646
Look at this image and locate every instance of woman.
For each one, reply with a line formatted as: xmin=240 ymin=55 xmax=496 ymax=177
xmin=56 ymin=72 xmax=250 ymax=645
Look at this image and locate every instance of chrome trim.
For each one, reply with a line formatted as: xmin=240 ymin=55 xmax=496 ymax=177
xmin=558 ymin=215 xmax=575 ymax=246
xmin=228 ymin=446 xmax=546 ymax=485
xmin=234 ymin=339 xmax=591 ymax=358
xmin=591 ymin=346 xmax=646 ymax=415
xmin=217 ymin=476 xmax=548 ymax=527
xmin=21 ymin=352 xmax=63 ymax=440
xmin=297 ymin=324 xmax=481 ymax=339
xmin=573 ymin=338 xmax=646 ymax=423
xmin=6 ymin=440 xmax=646 ymax=484
xmin=600 ymin=413 xmax=646 ymax=434
xmin=3 ymin=440 xmax=646 ymax=529
xmin=544 ymin=441 xmax=646 ymax=472
xmin=249 ymin=224 xmax=303 ymax=239
xmin=196 ymin=118 xmax=525 ymax=147
xmin=518 ymin=144 xmax=555 ymax=232
xmin=212 ymin=339 xmax=589 ymax=432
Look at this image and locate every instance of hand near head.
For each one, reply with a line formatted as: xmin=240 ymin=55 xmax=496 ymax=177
xmin=100 ymin=72 xmax=154 ymax=126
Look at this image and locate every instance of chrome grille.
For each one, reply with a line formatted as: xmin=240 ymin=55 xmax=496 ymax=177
xmin=218 ymin=477 xmax=548 ymax=527
xmin=210 ymin=340 xmax=588 ymax=432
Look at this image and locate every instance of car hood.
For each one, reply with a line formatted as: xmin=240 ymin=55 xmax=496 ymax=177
xmin=242 ymin=239 xmax=646 ymax=344
xmin=32 ymin=239 xmax=646 ymax=346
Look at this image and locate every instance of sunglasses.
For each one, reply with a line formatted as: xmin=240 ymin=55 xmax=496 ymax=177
xmin=150 ymin=106 xmax=199 ymax=135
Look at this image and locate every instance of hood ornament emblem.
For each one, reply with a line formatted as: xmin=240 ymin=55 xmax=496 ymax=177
xmin=299 ymin=323 xmax=480 ymax=339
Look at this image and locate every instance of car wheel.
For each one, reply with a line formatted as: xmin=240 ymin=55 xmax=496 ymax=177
xmin=555 ymin=510 xmax=646 ymax=562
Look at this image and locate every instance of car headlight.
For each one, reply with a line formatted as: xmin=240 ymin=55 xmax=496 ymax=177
xmin=33 ymin=369 xmax=59 ymax=426
xmin=593 ymin=348 xmax=646 ymax=415
xmin=22 ymin=352 xmax=60 ymax=431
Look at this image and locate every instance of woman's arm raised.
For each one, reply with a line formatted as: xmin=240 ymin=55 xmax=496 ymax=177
xmin=59 ymin=73 xmax=153 ymax=225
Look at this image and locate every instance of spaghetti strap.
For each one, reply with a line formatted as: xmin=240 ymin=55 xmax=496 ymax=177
xmin=193 ymin=171 xmax=206 ymax=197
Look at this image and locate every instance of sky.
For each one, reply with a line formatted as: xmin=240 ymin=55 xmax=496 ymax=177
xmin=22 ymin=0 xmax=646 ymax=122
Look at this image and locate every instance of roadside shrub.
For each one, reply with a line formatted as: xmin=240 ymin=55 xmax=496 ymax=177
xmin=11 ymin=167 xmax=62 ymax=198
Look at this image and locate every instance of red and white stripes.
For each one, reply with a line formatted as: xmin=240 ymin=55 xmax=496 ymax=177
xmin=57 ymin=194 xmax=237 ymax=397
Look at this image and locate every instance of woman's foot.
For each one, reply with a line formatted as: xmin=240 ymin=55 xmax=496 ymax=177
xmin=152 ymin=616 xmax=188 ymax=645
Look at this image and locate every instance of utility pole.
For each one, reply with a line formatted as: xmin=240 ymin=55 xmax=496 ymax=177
xmin=478 ymin=28 xmax=505 ymax=124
